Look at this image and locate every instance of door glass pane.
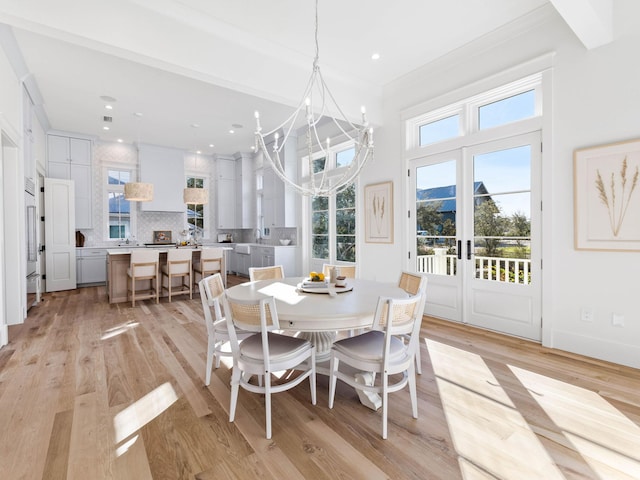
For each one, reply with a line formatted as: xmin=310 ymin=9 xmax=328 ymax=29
xmin=419 ymin=115 xmax=459 ymax=146
xmin=478 ymin=90 xmax=535 ymax=130
xmin=415 ymin=159 xmax=457 ymax=275
xmin=473 ymin=146 xmax=532 ymax=284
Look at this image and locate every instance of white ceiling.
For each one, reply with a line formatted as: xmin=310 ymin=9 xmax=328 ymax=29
xmin=0 ymin=0 xmax=598 ymax=155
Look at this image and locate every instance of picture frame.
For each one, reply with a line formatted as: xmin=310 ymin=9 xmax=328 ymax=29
xmin=365 ymin=181 xmax=394 ymax=243
xmin=574 ymin=138 xmax=640 ymax=251
xmin=153 ymin=230 xmax=172 ymax=244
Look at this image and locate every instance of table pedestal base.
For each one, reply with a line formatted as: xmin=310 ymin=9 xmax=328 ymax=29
xmin=297 ymin=331 xmax=382 ymax=411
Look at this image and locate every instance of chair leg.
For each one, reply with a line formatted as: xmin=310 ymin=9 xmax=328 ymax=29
xmin=409 ymin=362 xmax=418 ymax=419
xmin=328 ymin=355 xmax=339 ymax=409
xmin=205 ymin=338 xmax=215 ymax=386
xmin=229 ymin=369 xmax=241 ymax=422
xmin=310 ymin=347 xmax=316 ymax=405
xmin=382 ymin=375 xmax=389 ymax=440
xmin=415 ymin=337 xmax=422 ymax=375
xmin=265 ymin=374 xmax=272 ymax=439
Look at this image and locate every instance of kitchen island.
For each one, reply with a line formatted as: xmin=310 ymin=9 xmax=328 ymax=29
xmin=106 ymin=247 xmax=229 ymax=304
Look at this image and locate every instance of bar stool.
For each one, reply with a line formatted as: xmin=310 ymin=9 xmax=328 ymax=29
xmin=161 ymin=249 xmax=192 ymax=301
xmin=193 ymin=248 xmax=224 ymax=288
xmin=127 ymin=249 xmax=160 ymax=307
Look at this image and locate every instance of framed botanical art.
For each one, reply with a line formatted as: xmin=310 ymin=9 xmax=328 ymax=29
xmin=365 ymin=181 xmax=393 ymax=243
xmin=574 ymin=138 xmax=640 ymax=251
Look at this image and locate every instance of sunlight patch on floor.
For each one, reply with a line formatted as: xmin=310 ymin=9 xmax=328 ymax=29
xmin=510 ymin=365 xmax=640 ymax=479
xmin=101 ymin=321 xmax=140 ymax=340
xmin=427 ymin=339 xmax=564 ymax=480
xmin=113 ymin=382 xmax=178 ymax=444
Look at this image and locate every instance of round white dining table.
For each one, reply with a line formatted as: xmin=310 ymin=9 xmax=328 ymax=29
xmin=225 ymin=277 xmax=408 ymax=359
xmin=225 ymin=276 xmax=409 ymax=411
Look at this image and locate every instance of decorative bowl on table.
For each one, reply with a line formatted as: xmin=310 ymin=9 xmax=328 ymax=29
xmin=279 ymin=239 xmax=291 ymax=245
xmin=335 ymin=276 xmax=347 ymax=287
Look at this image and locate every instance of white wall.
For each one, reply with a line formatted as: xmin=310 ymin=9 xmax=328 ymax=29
xmin=0 ymin=34 xmax=23 ymax=341
xmin=367 ymin=1 xmax=640 ymax=368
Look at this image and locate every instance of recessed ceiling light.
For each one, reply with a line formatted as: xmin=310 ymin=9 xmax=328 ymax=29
xmin=371 ymin=53 xmax=380 ymax=60
xmin=100 ymin=95 xmax=117 ymax=102
xmin=191 ymin=123 xmax=200 ymax=128
xmin=196 ymin=150 xmax=201 ymax=154
xmin=229 ymin=129 xmax=235 ymax=134
xmin=117 ymin=138 xmax=123 ymax=143
xmin=250 ymin=146 xmax=255 ymax=150
xmin=209 ymin=144 xmax=214 ymax=148
xmin=103 ymin=126 xmax=110 ymax=130
xmin=105 ymin=104 xmax=113 ymax=110
xmin=133 ymin=112 xmax=143 ymax=117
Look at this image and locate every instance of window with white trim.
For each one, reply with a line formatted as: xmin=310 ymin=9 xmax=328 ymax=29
xmin=186 ymin=176 xmax=206 ymax=238
xmin=106 ymin=168 xmax=134 ymax=240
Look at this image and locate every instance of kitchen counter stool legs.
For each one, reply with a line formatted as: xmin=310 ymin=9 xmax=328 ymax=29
xmin=127 ymin=250 xmax=160 ymax=307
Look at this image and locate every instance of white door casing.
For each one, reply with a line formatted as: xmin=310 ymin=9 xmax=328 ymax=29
xmin=44 ymin=177 xmax=76 ymax=292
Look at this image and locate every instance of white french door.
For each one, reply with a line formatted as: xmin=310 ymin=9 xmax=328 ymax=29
xmin=410 ymin=131 xmax=541 ymax=340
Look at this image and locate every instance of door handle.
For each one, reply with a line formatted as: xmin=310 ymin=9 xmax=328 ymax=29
xmin=467 ymin=240 xmax=472 ymax=260
xmin=457 ymin=240 xmax=462 ymax=260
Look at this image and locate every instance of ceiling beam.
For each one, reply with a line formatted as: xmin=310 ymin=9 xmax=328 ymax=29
xmin=549 ymin=0 xmax=613 ymax=49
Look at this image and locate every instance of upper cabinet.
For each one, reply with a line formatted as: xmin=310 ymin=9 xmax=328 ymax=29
xmin=262 ymin=136 xmax=298 ymax=228
xmin=216 ymin=156 xmax=236 ymax=229
xmin=47 ymin=134 xmax=92 ymax=229
xmin=235 ymin=152 xmax=255 ymax=228
xmin=139 ymin=144 xmax=185 ymax=212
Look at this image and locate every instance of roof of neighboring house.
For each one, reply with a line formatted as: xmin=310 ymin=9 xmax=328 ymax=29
xmin=416 ymin=181 xmax=490 ymax=213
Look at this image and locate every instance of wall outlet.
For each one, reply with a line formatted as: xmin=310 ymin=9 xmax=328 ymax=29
xmin=612 ymin=313 xmax=624 ymax=327
xmin=580 ymin=307 xmax=594 ymax=322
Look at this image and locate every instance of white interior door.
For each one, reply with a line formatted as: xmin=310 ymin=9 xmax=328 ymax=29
xmin=411 ymin=132 xmax=541 ymax=340
xmin=44 ymin=177 xmax=76 ymax=292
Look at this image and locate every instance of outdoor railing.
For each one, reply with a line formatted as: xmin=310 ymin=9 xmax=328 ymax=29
xmin=417 ymin=252 xmax=531 ymax=285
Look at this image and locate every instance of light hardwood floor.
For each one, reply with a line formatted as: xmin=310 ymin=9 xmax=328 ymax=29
xmin=1 ymin=277 xmax=639 ymax=479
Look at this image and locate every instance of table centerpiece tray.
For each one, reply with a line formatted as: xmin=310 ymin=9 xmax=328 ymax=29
xmin=298 ymin=281 xmax=353 ymax=294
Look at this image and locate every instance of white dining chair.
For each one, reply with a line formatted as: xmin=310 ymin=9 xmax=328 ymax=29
xmin=398 ymin=271 xmax=428 ymax=374
xmin=248 ymin=265 xmax=284 ymax=281
xmin=127 ymin=249 xmax=160 ymax=307
xmin=161 ymin=248 xmax=192 ymax=301
xmin=198 ymin=273 xmax=253 ymax=385
xmin=328 ymin=293 xmax=424 ymax=439
xmin=222 ymin=292 xmax=316 ymax=439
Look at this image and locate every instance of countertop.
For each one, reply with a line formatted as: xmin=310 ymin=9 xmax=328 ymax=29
xmin=107 ymin=246 xmax=233 ymax=255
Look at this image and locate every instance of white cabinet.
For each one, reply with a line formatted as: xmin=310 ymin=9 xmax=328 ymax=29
xmin=226 ymin=249 xmax=237 ymax=274
xmin=235 ymin=152 xmax=255 ymax=228
xmin=47 ymin=134 xmax=92 ymax=229
xmin=139 ymin=144 xmax=185 ymax=212
xmin=262 ymin=136 xmax=298 ymax=228
xmin=250 ymin=246 xmax=298 ymax=276
xmin=235 ymin=253 xmax=251 ymax=277
xmin=76 ymin=248 xmax=107 ymax=285
xmin=216 ymin=157 xmax=236 ymax=228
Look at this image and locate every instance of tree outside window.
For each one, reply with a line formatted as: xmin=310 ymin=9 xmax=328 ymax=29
xmin=186 ymin=176 xmax=205 ymax=238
